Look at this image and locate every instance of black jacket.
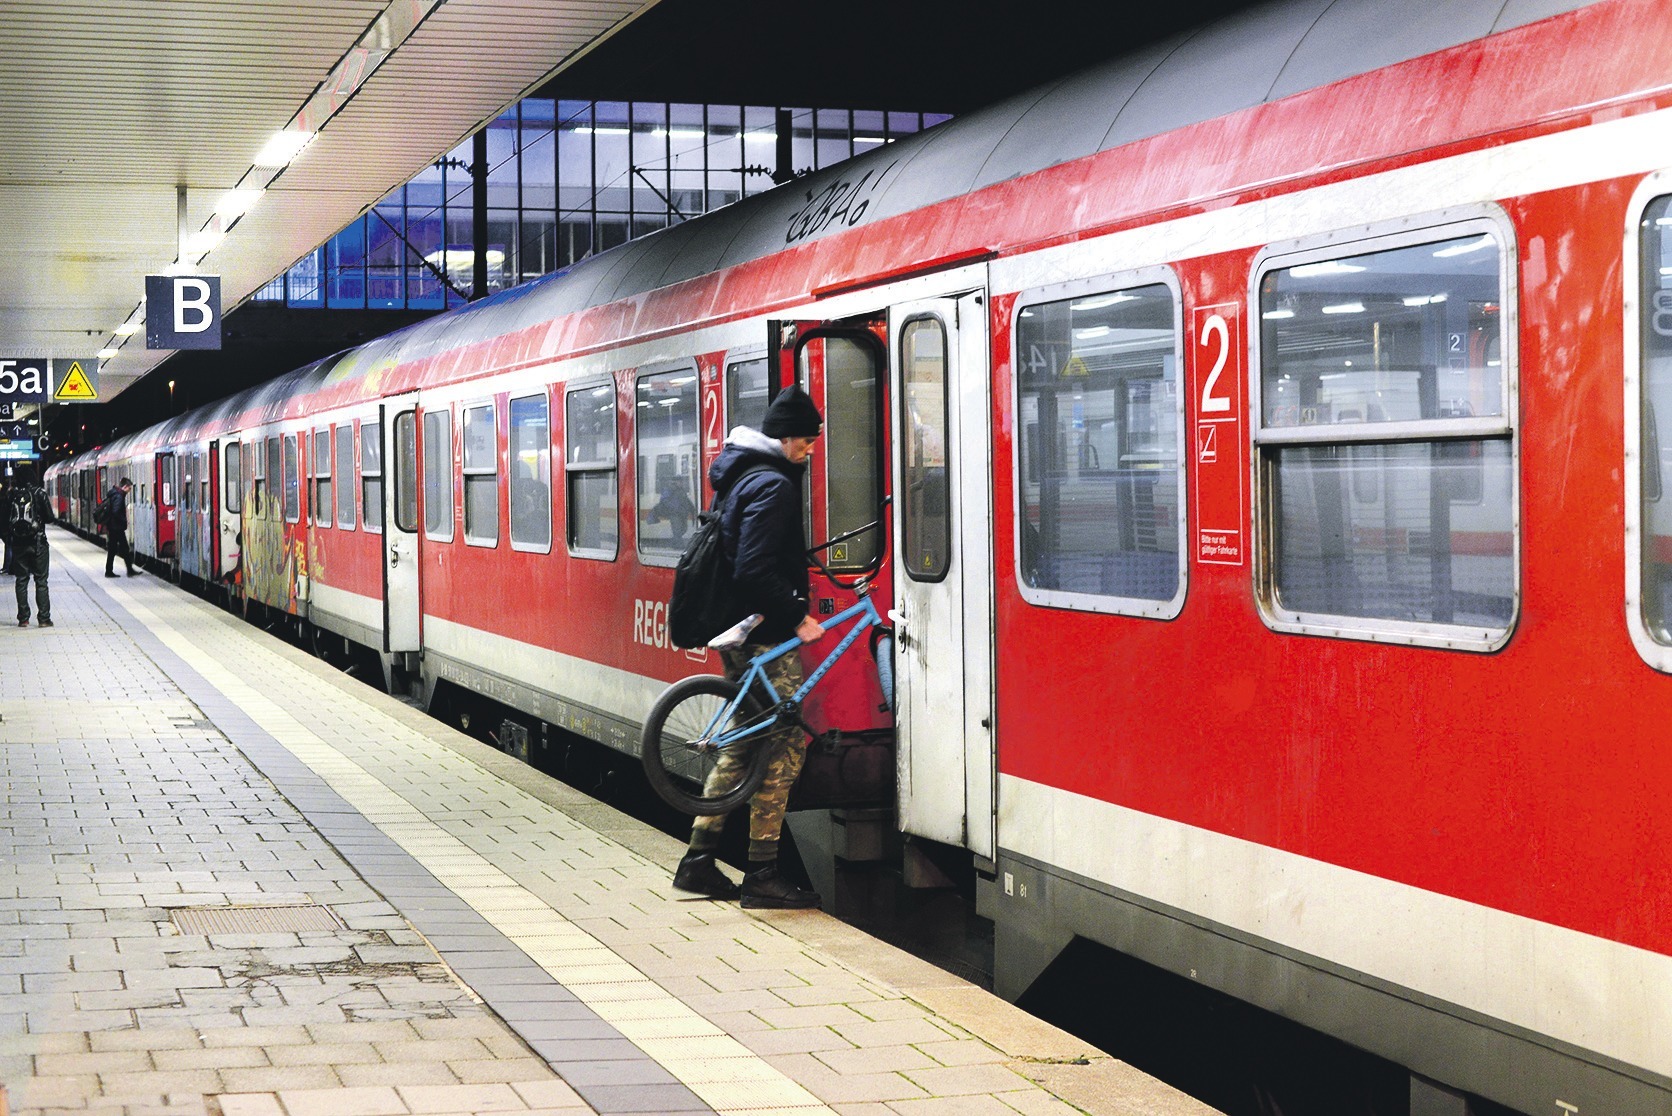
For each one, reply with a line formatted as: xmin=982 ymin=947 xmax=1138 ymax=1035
xmin=102 ymin=487 xmax=129 ymax=533
xmin=710 ymin=428 xmax=809 ymax=644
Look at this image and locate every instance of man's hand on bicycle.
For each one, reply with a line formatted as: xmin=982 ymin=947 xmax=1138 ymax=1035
xmin=796 ymin=615 xmax=826 ymax=643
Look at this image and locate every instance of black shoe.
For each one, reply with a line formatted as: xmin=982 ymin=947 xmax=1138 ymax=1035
xmin=672 ymin=851 xmax=739 ymax=899
xmin=16 ymin=618 xmax=26 ymax=628
xmin=104 ymin=572 xmax=118 ymax=578
xmin=740 ymin=863 xmax=820 ymax=910
xmin=38 ymin=619 xmax=52 ymax=628
xmin=127 ymin=568 xmax=137 ymax=576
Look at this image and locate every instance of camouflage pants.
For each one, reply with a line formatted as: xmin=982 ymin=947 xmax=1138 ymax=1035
xmin=691 ymin=643 xmax=808 ymax=854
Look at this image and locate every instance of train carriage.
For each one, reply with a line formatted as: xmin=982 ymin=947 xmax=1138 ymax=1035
xmin=46 ymin=1 xmax=1672 ymax=1110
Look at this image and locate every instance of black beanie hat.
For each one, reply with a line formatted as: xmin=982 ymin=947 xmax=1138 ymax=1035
xmin=761 ymin=386 xmax=823 ymax=438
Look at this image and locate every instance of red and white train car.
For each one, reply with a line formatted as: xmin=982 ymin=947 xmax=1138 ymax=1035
xmin=50 ymin=0 xmax=1672 ymax=1109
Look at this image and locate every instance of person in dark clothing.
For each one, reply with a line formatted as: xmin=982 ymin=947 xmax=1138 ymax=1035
xmin=672 ymin=385 xmax=827 ymax=910
xmin=101 ymin=477 xmax=136 ymax=577
xmin=6 ymin=463 xmax=55 ymax=627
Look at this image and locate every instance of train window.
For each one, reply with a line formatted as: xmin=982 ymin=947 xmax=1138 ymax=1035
xmin=361 ymin=421 xmax=383 ymax=533
xmin=635 ymin=367 xmax=699 ymax=565
xmin=335 ymin=426 xmax=354 ymax=529
xmin=312 ymin=428 xmax=332 ymax=529
xmin=1014 ymin=276 xmax=1185 ymax=616
xmin=282 ymin=435 xmax=300 ymax=522
xmin=180 ymin=456 xmax=193 ymax=511
xmin=393 ymin=411 xmax=418 ymax=533
xmin=509 ymin=394 xmax=551 ymax=550
xmin=423 ymin=409 xmax=454 ymax=541
xmin=160 ymin=455 xmax=175 ymax=507
xmin=1630 ymin=190 xmax=1672 ymax=665
xmin=900 ymin=317 xmax=951 ymax=582
xmin=800 ymin=336 xmax=882 ymax=569
xmin=462 ymin=403 xmax=498 ymax=546
xmin=266 ymin=437 xmax=281 ymax=520
xmin=565 ymin=382 xmax=618 ymax=558
xmin=226 ymin=443 xmax=242 ymax=515
xmin=726 ymin=357 xmax=770 ymax=432
xmin=1253 ymin=217 xmax=1517 ymax=651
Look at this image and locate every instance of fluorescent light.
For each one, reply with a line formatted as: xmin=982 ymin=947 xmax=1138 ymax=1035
xmin=576 ymin=126 xmax=629 ymax=136
xmin=1321 ymin=302 xmax=1365 ymax=314
xmin=742 ymin=131 xmax=775 ymax=143
xmin=96 ymin=348 xmax=118 ymax=359
xmin=253 ymin=129 xmax=317 ymax=168
xmin=1262 ymin=308 xmax=1295 ymax=320
xmin=657 ymin=128 xmax=705 ymax=140
xmin=214 ymin=189 xmax=264 ymax=220
xmin=1289 ymin=261 xmax=1365 ymax=278
xmin=854 ymin=136 xmax=886 ymax=145
xmin=1433 ymin=236 xmax=1494 ymax=258
xmin=1071 ymin=293 xmax=1135 ymax=311
xmin=1402 ymin=294 xmax=1448 ymax=307
xmin=1073 ymin=326 xmax=1111 ymax=339
xmin=113 ymin=321 xmax=142 ymax=337
xmin=184 ymin=228 xmax=224 ymax=260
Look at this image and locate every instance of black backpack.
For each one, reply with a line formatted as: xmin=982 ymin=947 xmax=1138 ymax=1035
xmin=667 ymin=465 xmax=768 ymax=649
xmin=10 ymin=487 xmax=42 ymax=540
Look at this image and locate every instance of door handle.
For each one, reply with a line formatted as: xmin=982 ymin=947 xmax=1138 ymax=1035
xmin=389 ymin=548 xmax=400 ymax=567
xmin=887 ymin=608 xmax=907 ymax=628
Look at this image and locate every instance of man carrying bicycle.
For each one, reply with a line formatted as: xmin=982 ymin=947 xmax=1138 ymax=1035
xmin=672 ymin=385 xmax=826 ymax=909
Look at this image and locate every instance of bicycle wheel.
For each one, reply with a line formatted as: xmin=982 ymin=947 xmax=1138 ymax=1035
xmin=873 ymin=631 xmax=895 ymax=714
xmin=640 ymin=674 xmax=776 ymax=816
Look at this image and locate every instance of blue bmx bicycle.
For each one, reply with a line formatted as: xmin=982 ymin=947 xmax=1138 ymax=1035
xmin=640 ymin=521 xmax=894 ymax=816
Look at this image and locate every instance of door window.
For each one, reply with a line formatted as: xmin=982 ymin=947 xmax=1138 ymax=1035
xmin=423 ymin=409 xmax=453 ymax=540
xmin=900 ymin=317 xmax=951 ymax=581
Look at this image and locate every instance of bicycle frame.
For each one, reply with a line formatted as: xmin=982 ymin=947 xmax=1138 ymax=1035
xmin=698 ymin=592 xmax=886 ymax=752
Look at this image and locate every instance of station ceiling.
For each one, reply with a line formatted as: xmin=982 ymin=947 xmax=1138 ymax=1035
xmin=0 ymin=0 xmax=666 ymax=403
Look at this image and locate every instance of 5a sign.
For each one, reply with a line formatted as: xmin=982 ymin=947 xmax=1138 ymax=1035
xmin=146 ymin=274 xmax=222 ymax=350
xmin=0 ymin=359 xmax=50 ymax=402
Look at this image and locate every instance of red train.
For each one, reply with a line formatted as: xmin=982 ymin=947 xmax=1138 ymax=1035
xmin=50 ymin=1 xmax=1672 ymax=1109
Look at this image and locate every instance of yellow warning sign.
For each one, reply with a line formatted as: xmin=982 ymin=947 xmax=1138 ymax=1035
xmin=1060 ymin=355 xmax=1091 ymax=378
xmin=54 ymin=361 xmax=97 ymax=401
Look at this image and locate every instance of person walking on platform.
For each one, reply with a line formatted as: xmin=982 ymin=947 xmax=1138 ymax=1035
xmin=6 ymin=463 xmax=55 ymax=628
xmin=672 ymin=385 xmax=826 ymax=910
xmin=101 ymin=476 xmax=136 ymax=577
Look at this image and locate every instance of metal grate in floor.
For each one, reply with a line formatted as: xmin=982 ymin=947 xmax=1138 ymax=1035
xmin=171 ymin=904 xmax=343 ymax=935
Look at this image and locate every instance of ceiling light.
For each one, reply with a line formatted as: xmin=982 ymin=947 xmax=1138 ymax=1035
xmin=184 ymin=229 xmax=224 ymax=261
xmin=1262 ymin=308 xmax=1295 ymax=319
xmin=253 ymin=129 xmax=317 ymax=168
xmin=576 ymin=126 xmax=630 ymax=136
xmin=214 ymin=189 xmax=265 ymax=220
xmin=96 ymin=348 xmax=118 ymax=359
xmin=742 ymin=131 xmax=775 ymax=143
xmin=1433 ymin=236 xmax=1494 ymax=258
xmin=854 ymin=136 xmax=886 ymax=145
xmin=1073 ymin=326 xmax=1112 ymax=339
xmin=1321 ymin=302 xmax=1366 ymax=314
xmin=657 ymin=128 xmax=706 ymax=140
xmin=1289 ymin=261 xmax=1366 ymax=278
xmin=113 ymin=322 xmax=141 ymax=337
xmin=1071 ymin=294 xmax=1135 ymax=311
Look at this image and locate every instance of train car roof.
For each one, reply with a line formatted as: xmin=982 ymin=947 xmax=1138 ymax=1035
xmin=94 ymin=0 xmax=1596 ymax=450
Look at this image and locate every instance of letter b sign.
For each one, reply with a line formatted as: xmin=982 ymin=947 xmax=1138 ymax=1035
xmin=145 ymin=274 xmax=222 ymax=350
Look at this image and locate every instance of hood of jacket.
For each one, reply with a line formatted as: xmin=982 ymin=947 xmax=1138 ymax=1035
xmin=708 ymin=426 xmax=801 ymax=497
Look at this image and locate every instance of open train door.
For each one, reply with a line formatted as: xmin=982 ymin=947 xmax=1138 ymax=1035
xmin=215 ymin=438 xmax=242 ymax=585
xmin=889 ymin=291 xmax=995 ymax=859
xmin=154 ymin=451 xmax=178 ymax=562
xmin=381 ymin=394 xmax=421 ymax=652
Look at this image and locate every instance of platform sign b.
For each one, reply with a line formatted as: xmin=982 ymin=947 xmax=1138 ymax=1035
xmin=145 ymin=274 xmax=222 ymax=350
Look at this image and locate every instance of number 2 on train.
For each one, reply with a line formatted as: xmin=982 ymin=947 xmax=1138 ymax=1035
xmin=1198 ymin=312 xmax=1233 ymax=414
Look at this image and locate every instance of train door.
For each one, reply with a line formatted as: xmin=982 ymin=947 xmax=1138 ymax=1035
xmin=216 ymin=439 xmax=242 ymax=583
xmin=381 ymin=394 xmax=421 ymax=652
xmin=155 ymin=451 xmax=178 ymax=560
xmin=889 ymin=292 xmax=995 ymax=858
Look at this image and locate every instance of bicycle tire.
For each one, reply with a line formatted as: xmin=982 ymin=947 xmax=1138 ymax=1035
xmin=640 ymin=674 xmax=776 ymax=816
xmin=873 ymin=631 xmax=895 ymax=714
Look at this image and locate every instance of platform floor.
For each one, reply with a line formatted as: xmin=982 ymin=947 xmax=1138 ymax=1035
xmin=0 ymin=529 xmax=1216 ymax=1116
